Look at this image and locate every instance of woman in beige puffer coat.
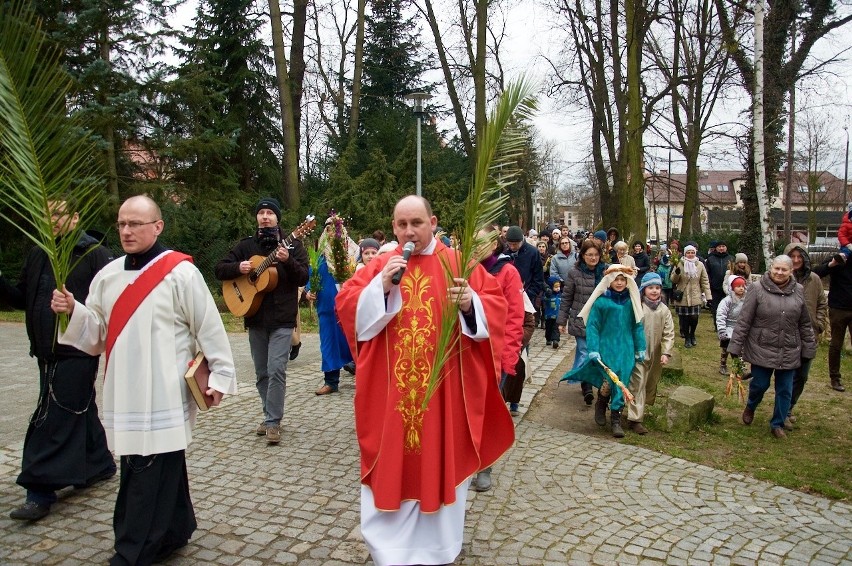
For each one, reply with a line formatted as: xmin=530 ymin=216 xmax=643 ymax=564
xmin=670 ymin=245 xmax=711 ymax=348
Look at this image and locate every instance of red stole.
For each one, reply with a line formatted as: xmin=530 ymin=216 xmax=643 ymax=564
xmin=105 ymin=251 xmax=192 ymax=375
xmin=335 ymin=241 xmax=515 ymax=512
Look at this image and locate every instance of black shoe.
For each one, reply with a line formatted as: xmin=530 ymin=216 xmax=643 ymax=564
xmin=10 ymin=501 xmax=50 ymax=521
xmin=583 ymin=391 xmax=595 ymax=405
xmin=289 ymin=342 xmax=301 ymax=361
xmin=343 ymin=362 xmax=356 ymax=375
xmin=684 ymin=338 xmax=693 ymax=349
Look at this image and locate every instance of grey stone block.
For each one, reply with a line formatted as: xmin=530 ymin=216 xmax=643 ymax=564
xmin=666 ymin=385 xmax=715 ymax=431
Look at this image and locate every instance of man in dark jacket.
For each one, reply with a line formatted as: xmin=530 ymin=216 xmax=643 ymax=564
xmin=0 ymin=200 xmax=115 ymax=521
xmin=505 ymin=225 xmax=545 ymax=306
xmin=215 ymin=198 xmax=309 ymax=444
xmin=812 ymin=254 xmax=851 ymax=392
xmin=704 ymin=240 xmax=733 ymax=328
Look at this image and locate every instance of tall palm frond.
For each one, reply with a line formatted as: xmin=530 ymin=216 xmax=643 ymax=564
xmin=422 ymin=77 xmax=537 ymax=408
xmin=0 ymin=1 xmax=107 ymax=329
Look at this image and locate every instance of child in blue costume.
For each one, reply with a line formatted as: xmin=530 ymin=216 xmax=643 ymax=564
xmin=307 ymin=219 xmax=356 ymax=395
xmin=561 ymin=264 xmax=646 ymax=438
xmin=544 ymin=276 xmax=562 ymax=349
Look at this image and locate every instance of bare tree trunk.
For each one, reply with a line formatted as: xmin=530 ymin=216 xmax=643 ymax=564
xmin=421 ymin=0 xmax=473 ymax=156
xmin=474 ymin=0 xmax=487 ymax=148
xmin=348 ymin=0 xmax=365 ymax=140
xmin=753 ymin=0 xmax=775 ymax=263
xmin=98 ymin=26 xmax=119 ymax=202
xmin=623 ymin=0 xmax=647 ymax=241
xmin=268 ymin=0 xmax=300 ymax=210
xmin=289 ymin=0 xmax=308 ymax=152
xmin=783 ymin=22 xmax=796 ymax=243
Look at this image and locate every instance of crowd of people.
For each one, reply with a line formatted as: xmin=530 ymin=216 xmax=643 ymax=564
xmin=1 ymin=195 xmax=849 ymax=566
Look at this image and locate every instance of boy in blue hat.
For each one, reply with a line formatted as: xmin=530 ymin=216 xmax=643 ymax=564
xmin=626 ymin=272 xmax=674 ymax=434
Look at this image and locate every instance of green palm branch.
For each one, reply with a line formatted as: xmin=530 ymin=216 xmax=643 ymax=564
xmin=422 ymin=77 xmax=537 ymax=409
xmin=0 ymin=1 xmax=107 ymax=330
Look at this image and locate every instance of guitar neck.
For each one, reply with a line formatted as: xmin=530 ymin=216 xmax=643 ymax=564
xmin=253 ymin=233 xmax=296 ymax=277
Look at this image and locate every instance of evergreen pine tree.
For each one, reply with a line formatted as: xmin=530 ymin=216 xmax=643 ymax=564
xmin=164 ymin=0 xmax=282 ymax=200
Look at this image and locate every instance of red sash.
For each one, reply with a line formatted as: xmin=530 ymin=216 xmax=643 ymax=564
xmin=104 ymin=252 xmax=192 ymax=375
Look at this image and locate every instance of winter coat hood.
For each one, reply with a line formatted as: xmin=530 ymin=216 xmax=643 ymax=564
xmin=783 ymin=242 xmax=813 ymax=281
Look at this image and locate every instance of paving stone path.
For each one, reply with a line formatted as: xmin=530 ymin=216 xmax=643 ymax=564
xmin=0 ymin=322 xmax=849 ymax=564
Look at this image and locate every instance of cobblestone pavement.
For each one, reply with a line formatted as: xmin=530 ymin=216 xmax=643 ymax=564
xmin=0 ymin=321 xmax=849 ymax=565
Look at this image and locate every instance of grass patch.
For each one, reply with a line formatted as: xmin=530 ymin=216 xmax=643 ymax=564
xmin=0 ymin=310 xmax=25 ymax=323
xmin=626 ymin=308 xmax=852 ymax=501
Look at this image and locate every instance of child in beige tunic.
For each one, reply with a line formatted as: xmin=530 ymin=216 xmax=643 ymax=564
xmin=627 ymin=272 xmax=675 ymax=434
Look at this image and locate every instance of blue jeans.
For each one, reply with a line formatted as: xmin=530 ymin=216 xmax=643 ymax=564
xmin=747 ymin=365 xmax=795 ymax=430
xmin=324 ymin=370 xmax=340 ymax=389
xmin=249 ymin=327 xmax=293 ymax=426
xmin=790 ymin=357 xmax=813 ymax=411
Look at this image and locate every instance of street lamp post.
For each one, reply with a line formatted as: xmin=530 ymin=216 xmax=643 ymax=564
xmin=844 ymin=125 xmax=849 ymax=208
xmin=667 ymin=148 xmax=672 ymax=241
xmin=404 ymin=92 xmax=432 ymax=197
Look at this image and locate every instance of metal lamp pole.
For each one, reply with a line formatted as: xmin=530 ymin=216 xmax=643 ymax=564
xmin=844 ymin=125 xmax=849 ymax=208
xmin=404 ymin=93 xmax=432 ymax=197
xmin=667 ymin=148 xmax=672 ymax=241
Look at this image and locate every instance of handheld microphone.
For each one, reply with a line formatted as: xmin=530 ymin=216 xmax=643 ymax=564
xmin=392 ymin=242 xmax=416 ymax=285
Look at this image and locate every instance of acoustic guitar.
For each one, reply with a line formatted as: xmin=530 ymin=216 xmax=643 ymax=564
xmin=222 ymin=216 xmax=316 ymax=317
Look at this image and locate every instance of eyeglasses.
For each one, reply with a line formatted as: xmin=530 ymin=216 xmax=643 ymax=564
xmin=116 ymin=220 xmax=159 ymax=231
xmin=583 ymin=253 xmax=599 ymax=258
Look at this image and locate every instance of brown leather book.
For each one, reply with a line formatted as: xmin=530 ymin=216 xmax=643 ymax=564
xmin=184 ymin=352 xmax=214 ymax=411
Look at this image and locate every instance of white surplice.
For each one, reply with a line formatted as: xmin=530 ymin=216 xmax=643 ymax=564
xmin=59 ymin=252 xmax=237 ymax=456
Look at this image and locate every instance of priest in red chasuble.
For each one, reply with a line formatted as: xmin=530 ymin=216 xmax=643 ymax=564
xmin=335 ymin=195 xmax=515 ymax=566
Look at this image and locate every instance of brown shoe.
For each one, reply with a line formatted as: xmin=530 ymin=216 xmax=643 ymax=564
xmin=266 ymin=425 xmax=281 ymax=444
xmin=315 ymin=384 xmax=337 ymax=396
xmin=628 ymin=421 xmax=649 ymax=435
xmin=771 ymin=427 xmax=787 ymax=439
xmin=255 ymin=423 xmax=267 ymax=436
xmin=742 ymin=407 xmax=754 ymax=425
xmin=831 ymin=379 xmax=846 ymax=392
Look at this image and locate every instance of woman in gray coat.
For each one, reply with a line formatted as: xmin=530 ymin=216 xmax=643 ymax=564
xmin=549 ymin=236 xmax=577 ymax=282
xmin=727 ymin=255 xmax=817 ymax=439
xmin=557 ymin=239 xmax=608 ymax=405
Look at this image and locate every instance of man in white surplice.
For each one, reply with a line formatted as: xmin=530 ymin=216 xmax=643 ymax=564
xmin=52 ymin=195 xmax=236 ymax=566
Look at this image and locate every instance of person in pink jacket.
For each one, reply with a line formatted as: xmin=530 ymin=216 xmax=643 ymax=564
xmin=471 ymin=226 xmax=525 ymax=492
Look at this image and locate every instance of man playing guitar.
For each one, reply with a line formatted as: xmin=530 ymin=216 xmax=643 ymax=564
xmin=214 ymin=198 xmax=309 ymax=445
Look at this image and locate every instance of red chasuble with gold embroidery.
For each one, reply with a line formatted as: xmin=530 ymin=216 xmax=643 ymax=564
xmin=336 ymin=241 xmax=515 ymax=513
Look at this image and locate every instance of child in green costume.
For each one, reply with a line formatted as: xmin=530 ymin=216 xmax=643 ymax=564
xmin=562 ymin=264 xmax=646 ymax=437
